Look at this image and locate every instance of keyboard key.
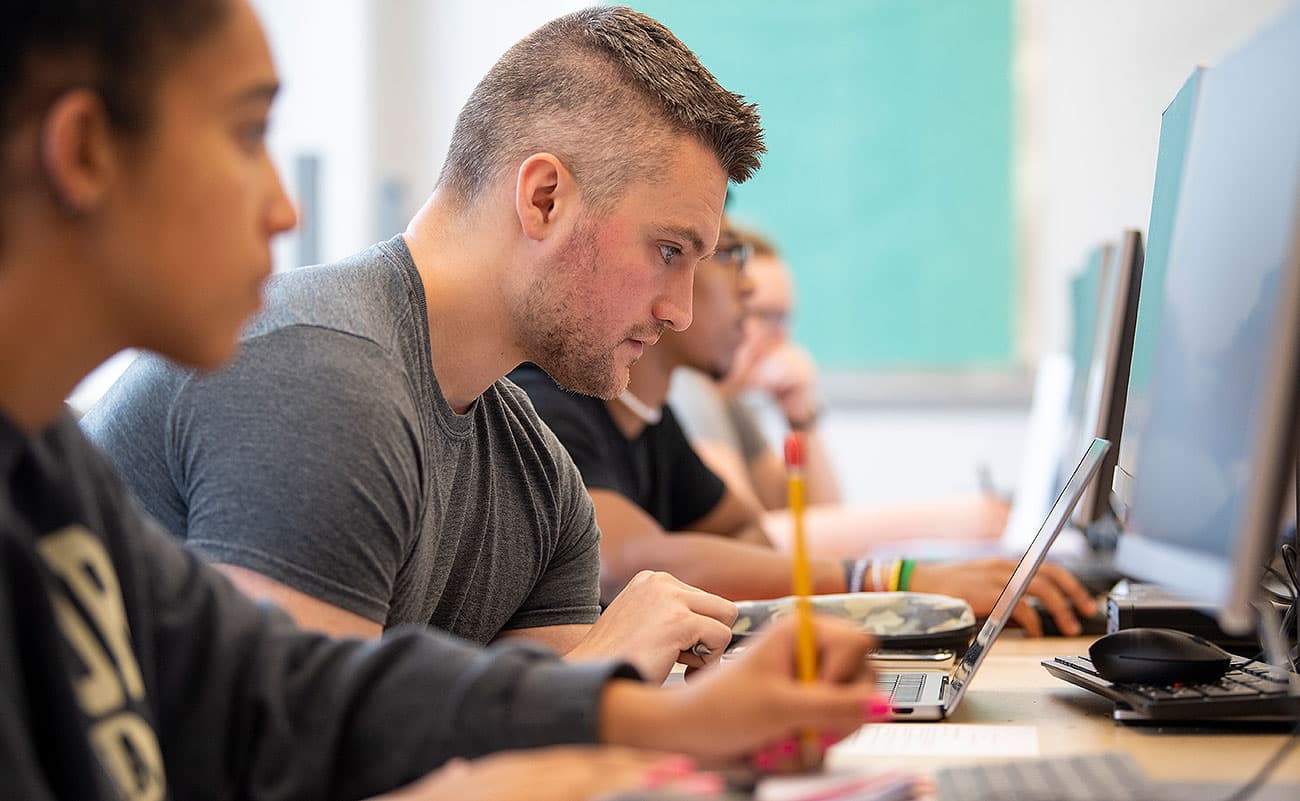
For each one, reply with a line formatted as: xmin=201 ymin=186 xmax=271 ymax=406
xmin=936 ymin=752 xmax=1152 ymax=801
xmin=1201 ymin=682 xmax=1264 ymax=698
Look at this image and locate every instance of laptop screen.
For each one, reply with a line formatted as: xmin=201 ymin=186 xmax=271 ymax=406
xmin=944 ymin=438 xmax=1111 ymax=710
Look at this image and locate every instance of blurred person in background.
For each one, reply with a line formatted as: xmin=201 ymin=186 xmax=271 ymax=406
xmin=670 ymin=226 xmax=1013 ymax=557
xmin=515 ymin=221 xmax=1095 ymax=637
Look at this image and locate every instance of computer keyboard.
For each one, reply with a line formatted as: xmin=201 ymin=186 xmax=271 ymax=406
xmin=935 ymin=752 xmax=1154 ymax=801
xmin=1043 ymin=653 xmax=1298 ymax=720
xmin=877 ymin=672 xmax=927 ymax=704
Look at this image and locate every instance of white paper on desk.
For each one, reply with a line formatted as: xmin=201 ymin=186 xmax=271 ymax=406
xmin=831 ymin=724 xmax=1039 ymax=758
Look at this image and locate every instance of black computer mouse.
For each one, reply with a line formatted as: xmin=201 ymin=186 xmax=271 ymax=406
xmin=1089 ymin=627 xmax=1232 ymax=685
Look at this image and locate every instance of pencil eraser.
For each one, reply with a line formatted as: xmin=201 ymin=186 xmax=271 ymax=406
xmin=784 ymin=431 xmax=803 ymax=467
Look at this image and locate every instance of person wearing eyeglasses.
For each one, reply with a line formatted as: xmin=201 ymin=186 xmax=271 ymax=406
xmin=513 ymin=224 xmax=1098 ymax=636
xmin=669 ymin=228 xmax=1014 ymax=556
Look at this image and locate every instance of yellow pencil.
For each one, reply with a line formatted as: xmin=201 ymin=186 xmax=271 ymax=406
xmin=784 ymin=432 xmax=818 ymax=765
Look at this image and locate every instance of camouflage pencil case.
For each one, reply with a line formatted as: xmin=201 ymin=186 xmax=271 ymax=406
xmin=729 ymin=592 xmax=977 ymax=657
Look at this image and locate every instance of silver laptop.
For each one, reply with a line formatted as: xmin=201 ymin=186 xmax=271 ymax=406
xmin=877 ymin=438 xmax=1111 ymax=721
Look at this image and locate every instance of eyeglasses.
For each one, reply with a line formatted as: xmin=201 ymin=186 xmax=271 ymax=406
xmin=748 ymin=308 xmax=789 ymax=330
xmin=711 ymin=242 xmax=753 ymax=273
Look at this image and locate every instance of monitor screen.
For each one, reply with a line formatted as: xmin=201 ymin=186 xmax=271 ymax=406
xmin=1074 ymin=230 xmax=1144 ymax=527
xmin=1111 ymin=68 xmax=1204 ymax=520
xmin=1060 ymin=243 xmax=1112 ymax=488
xmin=1114 ymin=5 xmax=1300 ymax=634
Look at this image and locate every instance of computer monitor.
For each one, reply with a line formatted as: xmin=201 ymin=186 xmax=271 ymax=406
xmin=1060 ymin=243 xmax=1114 ymax=489
xmin=1111 ymin=68 xmax=1205 ymax=521
xmin=1073 ymin=229 xmax=1144 ymax=527
xmin=1113 ymin=5 xmax=1300 ymax=635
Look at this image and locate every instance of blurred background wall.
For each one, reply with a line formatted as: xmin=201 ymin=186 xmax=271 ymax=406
xmin=72 ymin=0 xmax=1295 ymax=505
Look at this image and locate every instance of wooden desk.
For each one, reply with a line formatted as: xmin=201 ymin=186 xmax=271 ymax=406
xmin=828 ymin=635 xmax=1300 ymax=784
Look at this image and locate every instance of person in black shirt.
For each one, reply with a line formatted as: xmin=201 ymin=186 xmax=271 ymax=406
xmin=514 ymin=223 xmax=1101 ymax=636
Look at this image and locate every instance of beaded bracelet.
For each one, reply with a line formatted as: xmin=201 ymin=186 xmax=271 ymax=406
xmin=887 ymin=559 xmax=904 ymax=592
xmin=849 ymin=556 xmax=871 ymax=593
xmin=898 ymin=558 xmax=916 ymax=591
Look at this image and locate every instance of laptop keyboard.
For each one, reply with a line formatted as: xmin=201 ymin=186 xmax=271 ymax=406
xmin=877 ymin=672 xmax=927 ymax=704
xmin=1052 ymin=654 xmax=1292 ymax=703
xmin=935 ymin=752 xmax=1154 ymax=801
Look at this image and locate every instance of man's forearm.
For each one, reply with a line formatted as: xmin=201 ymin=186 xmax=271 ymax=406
xmin=607 ymin=532 xmax=845 ymax=600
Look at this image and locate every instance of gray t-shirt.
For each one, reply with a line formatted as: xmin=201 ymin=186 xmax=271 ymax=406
xmin=82 ymin=236 xmax=601 ymax=643
xmin=669 ymin=367 xmax=769 ymax=464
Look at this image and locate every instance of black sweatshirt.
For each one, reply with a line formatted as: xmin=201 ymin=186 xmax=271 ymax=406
xmin=0 ymin=412 xmax=638 ymax=801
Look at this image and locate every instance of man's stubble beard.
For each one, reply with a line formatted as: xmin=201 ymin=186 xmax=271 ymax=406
xmin=515 ymin=221 xmax=627 ymax=399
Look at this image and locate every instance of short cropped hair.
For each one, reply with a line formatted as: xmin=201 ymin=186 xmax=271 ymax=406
xmin=0 ymin=0 xmax=231 ymax=143
xmin=437 ymin=6 xmax=765 ymax=212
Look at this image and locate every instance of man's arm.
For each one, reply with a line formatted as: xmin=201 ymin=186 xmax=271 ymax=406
xmin=590 ymin=487 xmax=1095 ymax=632
xmin=165 ymin=330 xmax=427 ymax=628
xmin=216 ymin=563 xmax=382 ymax=638
xmin=590 ymin=488 xmax=846 ymax=602
xmin=218 ymin=566 xmax=597 ymax=652
xmin=687 ymin=487 xmax=772 ymax=546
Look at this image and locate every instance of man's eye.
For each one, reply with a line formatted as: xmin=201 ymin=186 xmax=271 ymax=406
xmin=659 ymin=244 xmax=682 ymax=264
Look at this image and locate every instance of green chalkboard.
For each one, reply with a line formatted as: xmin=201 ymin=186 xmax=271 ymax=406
xmin=636 ymin=0 xmax=1016 ymax=369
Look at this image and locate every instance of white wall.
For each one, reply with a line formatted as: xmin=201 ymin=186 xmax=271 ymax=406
xmin=253 ymin=0 xmax=585 ymax=269
xmin=791 ymin=407 xmax=1029 ymax=507
xmin=253 ymin=0 xmax=372 ymax=270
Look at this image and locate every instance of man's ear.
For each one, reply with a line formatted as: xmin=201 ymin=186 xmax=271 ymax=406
xmin=39 ymin=89 xmax=117 ymax=216
xmin=515 ymin=153 xmax=578 ymax=241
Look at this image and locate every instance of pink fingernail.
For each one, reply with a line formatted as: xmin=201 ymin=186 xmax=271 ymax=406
xmin=753 ymin=751 xmax=775 ymax=771
xmin=776 ymin=739 xmax=799 ymax=757
xmin=677 ymin=773 xmax=727 ymax=793
xmin=645 ymin=755 xmax=696 ymax=779
xmin=866 ymin=694 xmax=892 ymax=720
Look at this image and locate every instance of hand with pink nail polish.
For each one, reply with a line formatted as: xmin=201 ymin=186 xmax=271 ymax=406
xmin=601 ymin=615 xmax=877 ymax=766
xmin=369 ymin=746 xmax=715 ymax=801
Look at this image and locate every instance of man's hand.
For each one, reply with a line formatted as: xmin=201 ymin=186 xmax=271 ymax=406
xmin=372 ymin=747 xmax=719 ymax=801
xmin=748 ymin=343 xmax=820 ymax=427
xmin=600 ymin=616 xmax=881 ymax=767
xmin=567 ymin=571 xmax=738 ymax=683
xmin=909 ymin=559 xmax=1098 ymax=636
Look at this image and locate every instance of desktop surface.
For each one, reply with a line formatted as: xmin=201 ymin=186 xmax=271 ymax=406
xmin=826 ymin=634 xmax=1300 ymax=785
